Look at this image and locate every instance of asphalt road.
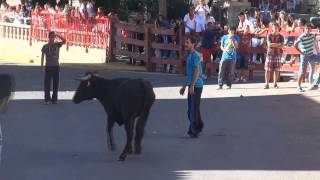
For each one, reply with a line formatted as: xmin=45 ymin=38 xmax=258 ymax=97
xmin=1 ymin=65 xmax=320 ymax=180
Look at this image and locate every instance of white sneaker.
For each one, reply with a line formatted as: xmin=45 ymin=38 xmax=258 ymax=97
xmin=253 ymin=60 xmax=261 ymax=64
xmin=297 ymin=87 xmax=305 ymax=92
xmin=242 ymin=77 xmax=247 ymax=83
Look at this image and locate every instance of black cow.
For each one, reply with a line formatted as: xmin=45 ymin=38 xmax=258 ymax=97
xmin=0 ymin=74 xmax=15 ymax=113
xmin=73 ymin=72 xmax=155 ymax=161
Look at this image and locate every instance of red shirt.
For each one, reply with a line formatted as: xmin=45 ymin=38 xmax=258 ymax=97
xmin=267 ymin=34 xmax=284 ymax=56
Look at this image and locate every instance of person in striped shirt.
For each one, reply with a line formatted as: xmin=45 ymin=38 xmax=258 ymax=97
xmin=294 ymin=23 xmax=320 ymax=92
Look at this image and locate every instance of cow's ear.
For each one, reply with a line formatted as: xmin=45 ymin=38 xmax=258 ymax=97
xmin=86 ymin=80 xmax=91 ymax=87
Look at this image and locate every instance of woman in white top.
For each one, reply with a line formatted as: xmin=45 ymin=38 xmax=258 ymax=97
xmin=183 ymin=6 xmax=196 ymax=34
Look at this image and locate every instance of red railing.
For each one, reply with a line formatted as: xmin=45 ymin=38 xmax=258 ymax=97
xmin=232 ymin=29 xmax=319 ymax=80
xmin=29 ymin=13 xmax=110 ymax=52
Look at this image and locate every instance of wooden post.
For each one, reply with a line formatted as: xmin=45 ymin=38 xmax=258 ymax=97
xmin=106 ymin=17 xmax=116 ymax=63
xmin=159 ymin=0 xmax=167 ymax=18
xmin=178 ymin=23 xmax=185 ymax=74
xmin=145 ymin=24 xmax=151 ymax=71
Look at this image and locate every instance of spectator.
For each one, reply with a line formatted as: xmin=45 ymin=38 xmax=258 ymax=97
xmin=259 ymin=0 xmax=270 ymax=12
xmin=277 ymin=10 xmax=288 ymax=31
xmin=264 ymin=22 xmax=284 ymax=89
xmin=236 ymin=25 xmax=253 ymax=82
xmin=217 ymin=26 xmax=240 ymax=89
xmin=41 ymin=32 xmax=66 ymax=104
xmin=13 ymin=4 xmax=23 ymax=24
xmin=47 ymin=3 xmax=56 ymax=14
xmin=238 ymin=12 xmax=254 ymax=33
xmin=183 ymin=6 xmax=196 ymax=34
xmin=96 ymin=6 xmax=104 ymax=18
xmin=86 ymin=0 xmax=95 ymax=19
xmin=205 ymin=13 xmax=215 ymax=27
xmin=294 ymin=23 xmax=320 ymax=92
xmin=200 ymin=22 xmax=220 ymax=79
xmin=195 ymin=0 xmax=210 ymax=35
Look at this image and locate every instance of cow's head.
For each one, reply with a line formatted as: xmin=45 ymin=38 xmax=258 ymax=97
xmin=72 ymin=72 xmax=97 ymax=104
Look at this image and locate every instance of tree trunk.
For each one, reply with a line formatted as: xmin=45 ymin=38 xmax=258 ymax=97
xmin=159 ymin=0 xmax=167 ymax=18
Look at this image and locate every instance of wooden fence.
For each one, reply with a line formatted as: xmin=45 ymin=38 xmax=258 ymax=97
xmin=107 ymin=20 xmax=185 ymax=73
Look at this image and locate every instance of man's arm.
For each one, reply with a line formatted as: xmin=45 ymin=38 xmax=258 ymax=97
xmin=232 ymin=37 xmax=239 ymax=49
xmin=41 ymin=52 xmax=45 ymax=71
xmin=189 ymin=67 xmax=200 ymax=95
xmin=294 ymin=39 xmax=303 ymax=54
xmin=203 ymin=5 xmax=210 ymax=14
xmin=56 ymin=34 xmax=66 ymax=44
xmin=314 ymin=36 xmax=319 ymax=53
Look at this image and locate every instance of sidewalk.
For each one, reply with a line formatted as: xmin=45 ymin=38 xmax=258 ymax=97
xmin=0 ymin=37 xmax=146 ymax=71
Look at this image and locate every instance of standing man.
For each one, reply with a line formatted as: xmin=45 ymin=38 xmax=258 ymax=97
xmin=200 ymin=22 xmax=221 ymax=79
xmin=180 ymin=35 xmax=204 ymax=138
xmin=217 ymin=26 xmax=240 ymax=89
xmin=294 ymin=23 xmax=320 ymax=92
xmin=41 ymin=31 xmax=66 ymax=104
xmin=264 ymin=22 xmax=284 ymax=89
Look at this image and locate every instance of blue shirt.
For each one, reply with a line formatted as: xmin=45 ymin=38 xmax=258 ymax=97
xmin=186 ymin=51 xmax=204 ymax=88
xmin=221 ymin=34 xmax=240 ymax=61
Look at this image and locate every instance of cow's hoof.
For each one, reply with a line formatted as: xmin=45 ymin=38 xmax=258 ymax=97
xmin=118 ymin=154 xmax=127 ymax=161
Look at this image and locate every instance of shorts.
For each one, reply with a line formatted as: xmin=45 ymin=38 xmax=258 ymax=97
xmin=196 ymin=22 xmax=205 ymax=33
xmin=237 ymin=53 xmax=249 ymax=69
xmin=200 ymin=48 xmax=215 ymax=62
xmin=264 ymin=55 xmax=282 ymax=72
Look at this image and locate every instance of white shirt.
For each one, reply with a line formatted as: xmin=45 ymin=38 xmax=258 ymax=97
xmin=238 ymin=19 xmax=255 ymax=32
xmin=195 ymin=4 xmax=210 ymax=23
xmin=206 ymin=16 xmax=215 ymax=25
xmin=184 ymin=13 xmax=196 ymax=33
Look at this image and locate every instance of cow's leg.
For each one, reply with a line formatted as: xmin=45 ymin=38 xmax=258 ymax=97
xmin=119 ymin=118 xmax=134 ymax=161
xmin=107 ymin=119 xmax=116 ymax=152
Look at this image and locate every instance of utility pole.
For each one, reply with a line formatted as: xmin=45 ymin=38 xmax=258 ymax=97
xmin=159 ymin=0 xmax=167 ymax=18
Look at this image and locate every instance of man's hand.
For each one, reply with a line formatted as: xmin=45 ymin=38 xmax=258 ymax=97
xmin=189 ymin=85 xmax=195 ymax=95
xmin=180 ymin=85 xmax=186 ymax=95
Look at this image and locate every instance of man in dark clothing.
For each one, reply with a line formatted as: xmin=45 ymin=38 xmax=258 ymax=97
xmin=41 ymin=31 xmax=66 ymax=104
xmin=200 ymin=22 xmax=220 ymax=79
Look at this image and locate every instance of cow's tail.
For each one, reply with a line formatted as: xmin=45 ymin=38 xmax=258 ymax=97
xmin=135 ymin=80 xmax=155 ymax=137
xmin=139 ymin=80 xmax=155 ymax=123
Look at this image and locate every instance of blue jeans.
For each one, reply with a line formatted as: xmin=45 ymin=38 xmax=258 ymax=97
xmin=187 ymin=87 xmax=203 ymax=136
xmin=218 ymin=59 xmax=236 ymax=87
xmin=299 ymin=54 xmax=320 ymax=85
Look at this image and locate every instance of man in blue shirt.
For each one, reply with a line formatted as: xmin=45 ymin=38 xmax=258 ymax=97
xmin=180 ymin=35 xmax=204 ymax=138
xmin=217 ymin=26 xmax=240 ymax=89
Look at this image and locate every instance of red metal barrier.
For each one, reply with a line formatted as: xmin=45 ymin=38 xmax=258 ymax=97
xmin=29 ymin=13 xmax=110 ymax=53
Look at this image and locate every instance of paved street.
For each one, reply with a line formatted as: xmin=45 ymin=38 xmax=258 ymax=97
xmin=1 ymin=65 xmax=320 ymax=180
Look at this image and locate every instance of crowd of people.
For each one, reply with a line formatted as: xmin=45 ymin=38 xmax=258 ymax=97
xmin=0 ymin=0 xmax=107 ymax=25
xmin=181 ymin=0 xmax=320 ymax=93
